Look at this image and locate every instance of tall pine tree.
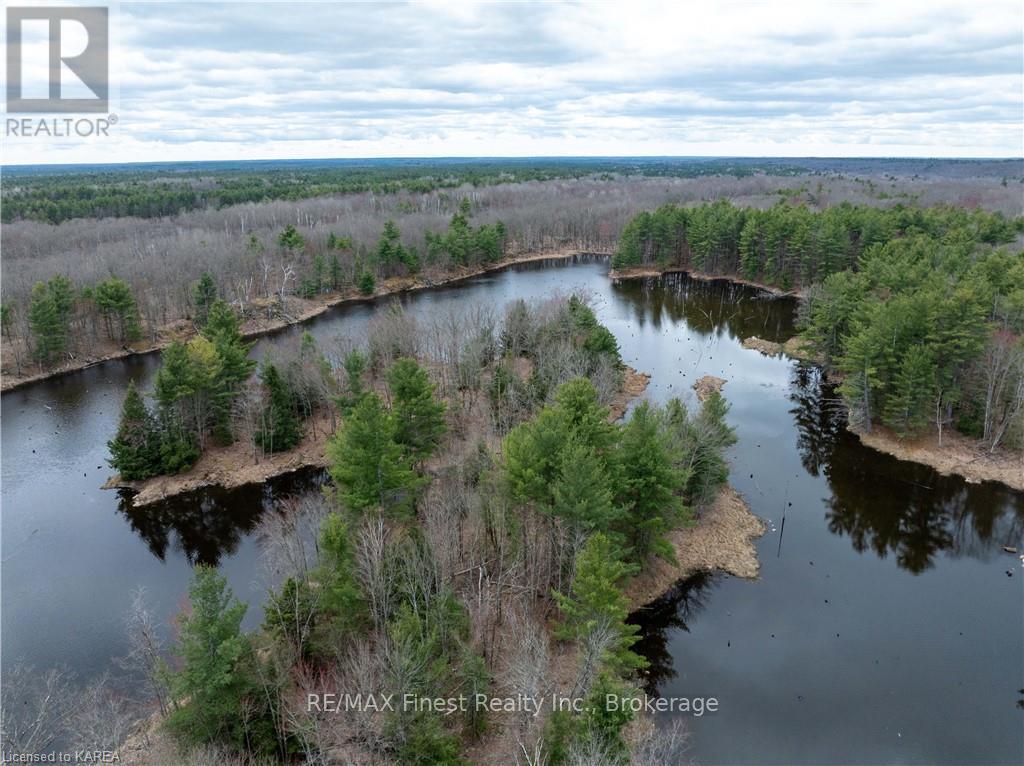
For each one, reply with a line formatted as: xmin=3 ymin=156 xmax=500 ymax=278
xmin=386 ymin=358 xmax=447 ymax=463
xmin=107 ymin=380 xmax=161 ymax=479
xmin=613 ymin=402 xmax=683 ymax=564
xmin=326 ymin=392 xmax=418 ymax=517
xmin=553 ymin=533 xmax=645 ymax=674
xmin=255 ymin=362 xmax=301 ymax=453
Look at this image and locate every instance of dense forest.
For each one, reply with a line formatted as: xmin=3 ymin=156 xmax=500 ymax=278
xmin=5 ymin=171 xmax=1022 ymax=383
xmin=803 ymin=240 xmax=1024 ymax=450
xmin=612 ymin=200 xmax=1021 ymax=287
xmin=613 ymin=200 xmax=1024 ymax=450
xmin=1 ymin=157 xmax=814 ymax=225
xmin=79 ymin=293 xmax=738 ymax=764
xmin=6 ymin=157 xmax=1020 ymax=226
xmin=2 ymin=156 xmax=932 ymax=225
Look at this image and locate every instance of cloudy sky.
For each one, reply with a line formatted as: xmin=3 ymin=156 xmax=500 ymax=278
xmin=4 ymin=0 xmax=1023 ymax=164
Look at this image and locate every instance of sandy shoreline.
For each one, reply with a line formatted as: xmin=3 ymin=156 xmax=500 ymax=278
xmin=1 ymin=249 xmax=608 ymax=393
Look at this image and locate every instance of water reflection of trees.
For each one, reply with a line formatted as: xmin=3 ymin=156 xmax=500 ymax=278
xmin=630 ymin=572 xmax=715 ymax=696
xmin=612 ymin=273 xmax=797 ymax=343
xmin=117 ymin=468 xmax=327 ymax=566
xmin=789 ymin=367 xmax=1024 ymax=573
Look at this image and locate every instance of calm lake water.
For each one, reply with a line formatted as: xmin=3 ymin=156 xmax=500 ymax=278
xmin=2 ymin=256 xmax=1021 ymax=764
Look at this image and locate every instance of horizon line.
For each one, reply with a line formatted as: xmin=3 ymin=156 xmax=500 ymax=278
xmin=5 ymin=153 xmax=1024 ymax=171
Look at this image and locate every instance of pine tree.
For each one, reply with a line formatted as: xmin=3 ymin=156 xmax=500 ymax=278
xmin=317 ymin=514 xmax=364 ymax=624
xmin=375 ymin=220 xmax=407 ymax=273
xmin=312 ymin=254 xmax=326 ymax=293
xmin=672 ymin=393 xmax=737 ymax=505
xmin=551 ymin=440 xmax=621 ymax=534
xmin=255 ymin=363 xmax=301 ymax=453
xmin=107 ymin=380 xmax=161 ymax=479
xmin=386 ymin=358 xmax=447 ymax=463
xmin=277 ymin=224 xmax=305 ymax=252
xmin=94 ymin=277 xmax=141 ymax=343
xmin=327 ymin=392 xmax=418 ymax=516
xmin=613 ymin=402 xmax=683 ymax=564
xmin=335 ymin=349 xmax=368 ymax=416
xmin=202 ymin=300 xmax=256 ymax=442
xmin=192 ymin=272 xmax=218 ymax=326
xmin=883 ymin=344 xmax=936 ymax=435
xmin=502 ymin=406 xmax=569 ymax=509
xmin=358 ymin=270 xmax=376 ymax=295
xmin=167 ymin=565 xmax=253 ymax=747
xmin=28 ymin=281 xmax=65 ymax=365
xmin=153 ymin=341 xmax=195 ymax=414
xmin=184 ymin=336 xmax=223 ymax=450
xmin=576 ymin=672 xmax=637 ymax=759
xmin=838 ymin=324 xmax=883 ymax=432
xmin=554 ymin=377 xmax=617 ymax=455
xmin=46 ymin=275 xmax=74 ymax=329
xmin=328 ymin=253 xmax=343 ymax=290
xmin=553 ymin=533 xmax=645 ymax=674
xmin=152 ymin=341 xmax=206 ymax=468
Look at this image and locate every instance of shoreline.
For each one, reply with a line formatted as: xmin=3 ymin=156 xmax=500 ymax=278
xmin=609 ymin=366 xmax=651 ymax=421
xmin=103 ymin=413 xmax=335 ymax=506
xmin=117 ymin=482 xmax=765 ymax=766
xmin=105 ymin=365 xmax=650 ymax=507
xmin=609 ymin=263 xmax=804 ymax=298
xmin=0 ymin=248 xmax=609 ymax=394
xmin=733 ymin=334 xmax=1022 ymax=493
xmin=626 ymin=486 xmax=766 ymax=609
xmin=852 ymin=424 xmax=1024 ymax=492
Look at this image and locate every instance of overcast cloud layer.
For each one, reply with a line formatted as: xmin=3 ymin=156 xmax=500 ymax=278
xmin=3 ymin=0 xmax=1022 ymax=164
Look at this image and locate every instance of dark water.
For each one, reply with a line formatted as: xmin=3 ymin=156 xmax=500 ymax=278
xmin=3 ymin=257 xmax=1022 ymax=764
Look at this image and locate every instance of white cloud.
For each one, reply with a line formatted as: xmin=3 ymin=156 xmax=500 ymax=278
xmin=3 ymin=0 xmax=1021 ymax=163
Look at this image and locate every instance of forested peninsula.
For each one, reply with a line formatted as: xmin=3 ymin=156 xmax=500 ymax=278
xmin=608 ymin=200 xmax=1024 ymax=488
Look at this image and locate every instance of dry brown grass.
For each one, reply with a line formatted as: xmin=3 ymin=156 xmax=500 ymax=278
xmin=692 ymin=375 xmax=727 ymax=402
xmin=625 ymin=486 xmax=765 ymax=607
xmin=855 ymin=424 xmax=1024 ymax=491
xmin=741 ymin=336 xmax=783 ymax=356
xmin=608 ymin=366 xmax=650 ymax=421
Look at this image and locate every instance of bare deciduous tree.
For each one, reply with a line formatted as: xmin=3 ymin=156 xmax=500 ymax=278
xmin=0 ymin=663 xmax=77 ymax=755
xmin=117 ymin=587 xmax=170 ymax=715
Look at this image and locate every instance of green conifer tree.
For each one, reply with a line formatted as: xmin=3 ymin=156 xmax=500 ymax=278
xmin=107 ymin=380 xmax=161 ymax=479
xmin=613 ymin=402 xmax=683 ymax=564
xmin=256 ymin=362 xmax=301 ymax=453
xmin=28 ymin=281 xmax=65 ymax=366
xmin=192 ymin=272 xmax=218 ymax=327
xmin=167 ymin=566 xmax=253 ymax=747
xmin=326 ymin=393 xmax=418 ymax=516
xmin=553 ymin=533 xmax=645 ymax=674
xmin=386 ymin=358 xmax=447 ymax=463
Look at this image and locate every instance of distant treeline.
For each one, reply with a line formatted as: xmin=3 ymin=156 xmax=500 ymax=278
xmin=1 ymin=157 xmax=854 ymax=224
xmin=613 ymin=200 xmax=1022 ymax=288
